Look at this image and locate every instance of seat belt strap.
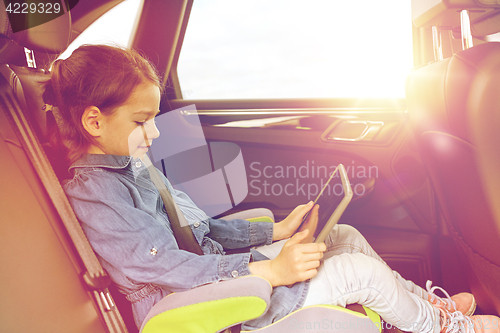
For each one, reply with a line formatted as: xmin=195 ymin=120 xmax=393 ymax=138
xmin=142 ymin=154 xmax=203 ymax=255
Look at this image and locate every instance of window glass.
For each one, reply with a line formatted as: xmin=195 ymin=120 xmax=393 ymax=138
xmin=59 ymin=0 xmax=143 ymax=60
xmin=486 ymin=32 xmax=500 ymax=42
xmin=178 ymin=0 xmax=413 ymax=99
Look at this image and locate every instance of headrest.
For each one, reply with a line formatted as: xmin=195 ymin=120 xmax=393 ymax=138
xmin=412 ymin=0 xmax=500 ymax=37
xmin=0 ymin=64 xmax=51 ymax=142
xmin=406 ymin=42 xmax=500 ymax=144
xmin=0 ymin=1 xmax=71 ymax=53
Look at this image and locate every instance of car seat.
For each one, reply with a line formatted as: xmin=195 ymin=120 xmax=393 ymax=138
xmin=406 ymin=24 xmax=500 ymax=316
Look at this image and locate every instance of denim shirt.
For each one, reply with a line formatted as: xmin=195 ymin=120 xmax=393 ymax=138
xmin=63 ymin=154 xmax=309 ymax=330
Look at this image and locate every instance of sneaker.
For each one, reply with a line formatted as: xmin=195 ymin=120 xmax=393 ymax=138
xmin=427 ymin=280 xmax=477 ymax=316
xmin=438 ymin=307 xmax=500 ymax=333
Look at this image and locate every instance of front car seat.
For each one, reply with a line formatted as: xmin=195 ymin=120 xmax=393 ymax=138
xmin=406 ymin=39 xmax=500 ymax=315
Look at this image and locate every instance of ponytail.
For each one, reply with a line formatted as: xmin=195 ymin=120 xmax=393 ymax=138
xmin=43 ymin=78 xmax=67 ymax=163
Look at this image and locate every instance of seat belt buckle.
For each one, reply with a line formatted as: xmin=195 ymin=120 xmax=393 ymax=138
xmin=83 ymin=271 xmax=115 ymax=311
xmin=99 ymin=290 xmax=115 ymax=311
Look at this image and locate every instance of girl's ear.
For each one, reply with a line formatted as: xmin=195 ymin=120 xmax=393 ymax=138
xmin=82 ymin=106 xmax=103 ymax=137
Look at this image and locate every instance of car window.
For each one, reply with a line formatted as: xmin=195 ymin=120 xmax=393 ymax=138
xmin=58 ymin=0 xmax=143 ymax=60
xmin=486 ymin=31 xmax=500 ymax=42
xmin=177 ymin=0 xmax=413 ymax=99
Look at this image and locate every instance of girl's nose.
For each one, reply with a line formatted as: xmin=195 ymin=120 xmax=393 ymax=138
xmin=141 ymin=121 xmax=160 ymax=147
xmin=146 ymin=120 xmax=160 ymax=140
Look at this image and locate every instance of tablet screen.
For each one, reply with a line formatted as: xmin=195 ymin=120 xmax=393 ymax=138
xmin=313 ymin=178 xmax=345 ymax=239
xmin=300 ymin=166 xmax=339 ymax=226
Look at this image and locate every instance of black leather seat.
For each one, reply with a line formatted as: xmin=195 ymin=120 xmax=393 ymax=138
xmin=406 ymin=42 xmax=500 ymax=316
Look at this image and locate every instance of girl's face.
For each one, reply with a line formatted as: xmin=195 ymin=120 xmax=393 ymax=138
xmin=92 ymin=83 xmax=161 ymax=159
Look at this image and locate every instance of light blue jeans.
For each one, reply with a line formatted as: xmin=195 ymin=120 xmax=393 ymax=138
xmin=255 ymin=224 xmax=441 ymax=333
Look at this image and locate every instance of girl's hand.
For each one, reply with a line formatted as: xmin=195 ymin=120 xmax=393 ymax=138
xmin=273 ymin=201 xmax=315 ymax=241
xmin=297 ymin=204 xmax=319 ymax=244
xmin=249 ymin=229 xmax=326 ymax=287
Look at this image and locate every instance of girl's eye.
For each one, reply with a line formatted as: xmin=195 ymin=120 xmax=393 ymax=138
xmin=135 ymin=121 xmax=146 ymax=126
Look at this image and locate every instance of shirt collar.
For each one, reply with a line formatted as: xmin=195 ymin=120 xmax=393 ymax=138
xmin=69 ymin=154 xmax=134 ymax=172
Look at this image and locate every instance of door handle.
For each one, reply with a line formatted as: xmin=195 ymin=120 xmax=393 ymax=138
xmin=325 ymin=121 xmax=384 ymax=142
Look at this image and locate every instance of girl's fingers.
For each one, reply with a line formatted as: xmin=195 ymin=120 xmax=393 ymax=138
xmin=301 ymin=200 xmax=314 ymax=211
xmin=301 ymin=268 xmax=319 ymax=280
xmin=295 ymin=201 xmax=314 ymax=220
xmin=285 ymin=229 xmax=309 ymax=246
xmin=300 ymin=251 xmax=324 ymax=262
xmin=303 ymin=260 xmax=322 ymax=270
xmin=297 ymin=242 xmax=326 ymax=254
xmin=306 ymin=204 xmax=320 ymax=221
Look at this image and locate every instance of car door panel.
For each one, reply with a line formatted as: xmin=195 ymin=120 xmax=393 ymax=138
xmin=165 ymin=99 xmax=440 ymax=287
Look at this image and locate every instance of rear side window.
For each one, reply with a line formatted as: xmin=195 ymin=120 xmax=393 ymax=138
xmin=177 ymin=0 xmax=413 ymax=99
xmin=59 ymin=0 xmax=143 ymax=60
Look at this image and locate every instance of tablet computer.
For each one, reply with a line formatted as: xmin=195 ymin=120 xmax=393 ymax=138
xmin=314 ymin=164 xmax=353 ymax=243
xmin=299 ymin=164 xmax=353 ymax=243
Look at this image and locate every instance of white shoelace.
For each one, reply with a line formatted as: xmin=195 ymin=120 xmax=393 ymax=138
xmin=427 ymin=280 xmax=458 ymax=312
xmin=441 ymin=309 xmax=475 ymax=333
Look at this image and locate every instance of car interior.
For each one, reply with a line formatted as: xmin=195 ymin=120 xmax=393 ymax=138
xmin=0 ymin=0 xmax=499 ymax=332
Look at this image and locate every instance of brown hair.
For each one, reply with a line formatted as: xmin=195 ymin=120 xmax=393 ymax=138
xmin=43 ymin=44 xmax=162 ymax=165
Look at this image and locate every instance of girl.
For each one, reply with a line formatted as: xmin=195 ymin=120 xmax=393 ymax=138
xmin=44 ymin=44 xmax=497 ymax=333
